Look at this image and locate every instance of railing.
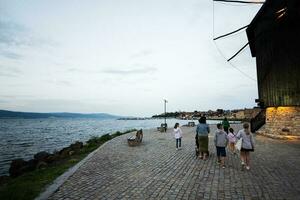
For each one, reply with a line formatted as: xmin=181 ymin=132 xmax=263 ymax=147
xmin=250 ymin=109 xmax=266 ymax=133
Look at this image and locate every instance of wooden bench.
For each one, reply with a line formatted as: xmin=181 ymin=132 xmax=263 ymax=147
xmin=188 ymin=122 xmax=195 ymax=127
xmin=157 ymin=123 xmax=167 ymax=132
xmin=127 ymin=129 xmax=143 ymax=146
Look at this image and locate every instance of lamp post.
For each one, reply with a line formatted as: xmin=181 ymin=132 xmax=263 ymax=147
xmin=163 ymin=99 xmax=168 ymax=132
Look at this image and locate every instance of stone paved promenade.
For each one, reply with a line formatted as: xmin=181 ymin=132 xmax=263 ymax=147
xmin=46 ymin=124 xmax=300 ymax=200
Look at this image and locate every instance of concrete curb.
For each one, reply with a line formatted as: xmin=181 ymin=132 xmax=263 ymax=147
xmin=35 ymin=132 xmax=134 ymax=200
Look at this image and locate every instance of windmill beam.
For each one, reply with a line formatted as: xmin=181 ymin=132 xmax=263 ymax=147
xmin=227 ymin=42 xmax=249 ymax=62
xmin=213 ymin=0 xmax=264 ymax=4
xmin=213 ymin=25 xmax=248 ymax=40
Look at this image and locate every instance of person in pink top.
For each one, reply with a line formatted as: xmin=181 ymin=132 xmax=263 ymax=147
xmin=227 ymin=128 xmax=236 ymax=154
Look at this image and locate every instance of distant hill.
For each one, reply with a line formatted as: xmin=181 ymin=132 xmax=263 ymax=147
xmin=0 ymin=110 xmax=122 ymax=119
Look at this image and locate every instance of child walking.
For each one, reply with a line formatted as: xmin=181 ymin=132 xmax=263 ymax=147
xmin=227 ymin=128 xmax=236 ymax=154
xmin=237 ymin=123 xmax=255 ymax=170
xmin=173 ymin=123 xmax=182 ymax=150
xmin=214 ymin=123 xmax=228 ymax=168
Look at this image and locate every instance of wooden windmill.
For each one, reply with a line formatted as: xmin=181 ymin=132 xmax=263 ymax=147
xmin=246 ymin=0 xmax=300 ymax=138
xmin=214 ymin=0 xmax=300 ymax=138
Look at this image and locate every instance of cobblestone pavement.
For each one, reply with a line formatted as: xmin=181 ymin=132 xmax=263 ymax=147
xmin=48 ymin=124 xmax=300 ymax=200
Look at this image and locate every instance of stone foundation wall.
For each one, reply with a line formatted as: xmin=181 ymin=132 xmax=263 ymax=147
xmin=244 ymin=108 xmax=261 ymax=120
xmin=264 ymin=106 xmax=300 ymax=136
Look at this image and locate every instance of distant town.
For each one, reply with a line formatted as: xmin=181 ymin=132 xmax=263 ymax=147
xmin=118 ymin=107 xmax=261 ymax=121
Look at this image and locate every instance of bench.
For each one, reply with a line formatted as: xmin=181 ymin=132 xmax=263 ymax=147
xmin=127 ymin=129 xmax=143 ymax=146
xmin=157 ymin=123 xmax=167 ymax=132
xmin=188 ymin=122 xmax=195 ymax=127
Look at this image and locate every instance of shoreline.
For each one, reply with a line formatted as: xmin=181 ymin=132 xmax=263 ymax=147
xmin=1 ymin=129 xmax=137 ymax=178
xmin=0 ymin=118 xmax=240 ymax=176
xmin=0 ymin=129 xmax=139 ymax=200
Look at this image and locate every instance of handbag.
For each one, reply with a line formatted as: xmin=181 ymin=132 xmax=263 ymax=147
xmin=235 ymin=138 xmax=243 ymax=151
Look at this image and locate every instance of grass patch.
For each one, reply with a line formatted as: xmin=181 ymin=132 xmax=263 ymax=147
xmin=0 ymin=129 xmax=137 ymax=200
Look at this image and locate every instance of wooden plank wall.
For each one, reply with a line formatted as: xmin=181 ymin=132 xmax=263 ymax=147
xmin=255 ymin=14 xmax=300 ymax=107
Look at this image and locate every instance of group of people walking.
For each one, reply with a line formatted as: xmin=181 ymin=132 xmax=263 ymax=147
xmin=173 ymin=116 xmax=255 ymax=170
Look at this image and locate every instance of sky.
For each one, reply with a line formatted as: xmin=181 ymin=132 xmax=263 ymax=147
xmin=0 ymin=0 xmax=263 ymax=117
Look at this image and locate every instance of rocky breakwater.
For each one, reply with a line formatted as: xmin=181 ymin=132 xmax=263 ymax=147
xmin=0 ymin=129 xmax=137 ymax=187
xmin=8 ymin=141 xmax=84 ymax=178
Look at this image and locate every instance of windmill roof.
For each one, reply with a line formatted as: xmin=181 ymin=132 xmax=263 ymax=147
xmin=246 ymin=0 xmax=299 ymax=57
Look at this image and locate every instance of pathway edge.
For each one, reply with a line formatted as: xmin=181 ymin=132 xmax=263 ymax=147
xmin=35 ymin=133 xmax=132 ymax=200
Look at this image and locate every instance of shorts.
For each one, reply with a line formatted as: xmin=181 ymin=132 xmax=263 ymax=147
xmin=241 ymin=148 xmax=254 ymax=152
xmin=216 ymin=146 xmax=226 ymax=157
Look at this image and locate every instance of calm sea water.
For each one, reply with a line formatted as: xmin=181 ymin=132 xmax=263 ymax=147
xmin=0 ymin=118 xmax=224 ymax=176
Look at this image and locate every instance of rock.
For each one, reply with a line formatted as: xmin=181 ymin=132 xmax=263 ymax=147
xmin=70 ymin=141 xmax=83 ymax=152
xmin=9 ymin=158 xmax=39 ymax=177
xmin=59 ymin=147 xmax=72 ymax=158
xmin=36 ymin=161 xmax=48 ymax=169
xmin=34 ymin=151 xmax=50 ymax=162
xmin=282 ymin=128 xmax=290 ymax=132
xmin=0 ymin=175 xmax=10 ymax=185
xmin=9 ymin=159 xmax=29 ymax=177
xmin=45 ymin=154 xmax=59 ymax=163
xmin=27 ymin=159 xmax=38 ymax=170
xmin=69 ymin=150 xmax=75 ymax=156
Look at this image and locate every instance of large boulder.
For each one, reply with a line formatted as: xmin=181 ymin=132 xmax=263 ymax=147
xmin=0 ymin=175 xmax=10 ymax=185
xmin=36 ymin=161 xmax=48 ymax=169
xmin=70 ymin=141 xmax=83 ymax=152
xmin=34 ymin=151 xmax=50 ymax=162
xmin=45 ymin=154 xmax=60 ymax=163
xmin=27 ymin=159 xmax=38 ymax=170
xmin=9 ymin=159 xmax=29 ymax=177
xmin=59 ymin=147 xmax=72 ymax=158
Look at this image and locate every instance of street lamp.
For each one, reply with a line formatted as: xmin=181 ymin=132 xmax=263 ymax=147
xmin=163 ymin=99 xmax=168 ymax=132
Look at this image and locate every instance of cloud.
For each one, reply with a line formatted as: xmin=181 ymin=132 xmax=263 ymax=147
xmin=0 ymin=65 xmax=23 ymax=77
xmin=66 ymin=68 xmax=91 ymax=73
xmin=0 ymin=72 xmax=18 ymax=77
xmin=0 ymin=99 xmax=10 ymax=104
xmin=66 ymin=68 xmax=77 ymax=72
xmin=65 ymin=65 xmax=157 ymax=75
xmin=46 ymin=79 xmax=72 ymax=87
xmin=130 ymin=49 xmax=153 ymax=59
xmin=0 ymin=51 xmax=22 ymax=60
xmin=65 ymin=67 xmax=103 ymax=74
xmin=12 ymin=98 xmax=100 ymax=113
xmin=103 ymin=67 xmax=157 ymax=75
xmin=0 ymin=20 xmax=58 ymax=49
xmin=0 ymin=20 xmax=29 ymax=46
xmin=0 ymin=95 xmax=34 ymax=100
xmin=53 ymin=80 xmax=72 ymax=87
xmin=0 ymin=95 xmax=15 ymax=99
xmin=58 ymin=81 xmax=72 ymax=86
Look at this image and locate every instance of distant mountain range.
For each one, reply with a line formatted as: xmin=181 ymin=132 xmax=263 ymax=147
xmin=0 ymin=110 xmax=122 ymax=119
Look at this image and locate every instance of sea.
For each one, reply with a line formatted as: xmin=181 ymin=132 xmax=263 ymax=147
xmin=0 ymin=118 xmax=226 ymax=176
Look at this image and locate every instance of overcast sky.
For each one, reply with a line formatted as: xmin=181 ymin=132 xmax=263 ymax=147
xmin=0 ymin=0 xmax=262 ymax=116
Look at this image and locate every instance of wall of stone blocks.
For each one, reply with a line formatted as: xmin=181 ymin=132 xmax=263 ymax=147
xmin=265 ymin=106 xmax=300 ymax=136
